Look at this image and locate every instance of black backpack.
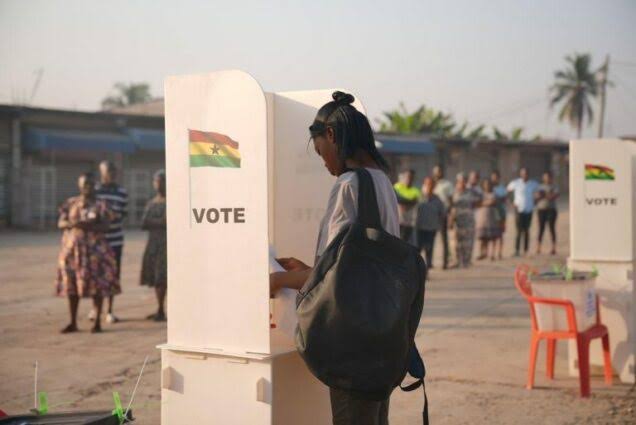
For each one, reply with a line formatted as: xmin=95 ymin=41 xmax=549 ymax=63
xmin=295 ymin=168 xmax=428 ymax=420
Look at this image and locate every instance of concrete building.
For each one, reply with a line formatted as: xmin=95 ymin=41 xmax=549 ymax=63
xmin=0 ymin=105 xmax=165 ymax=229
xmin=0 ymin=99 xmax=571 ymax=229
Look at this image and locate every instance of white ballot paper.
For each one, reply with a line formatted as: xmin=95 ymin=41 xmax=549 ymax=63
xmin=269 ymin=245 xmax=299 ymax=341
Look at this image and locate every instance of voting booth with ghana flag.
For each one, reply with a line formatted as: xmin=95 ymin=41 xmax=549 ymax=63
xmin=158 ymin=70 xmax=367 ymax=424
xmin=568 ymin=139 xmax=636 ymax=384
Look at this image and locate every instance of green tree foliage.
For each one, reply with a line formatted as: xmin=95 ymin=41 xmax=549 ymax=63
xmin=377 ymin=104 xmax=532 ymax=141
xmin=491 ymin=126 xmax=524 ymax=141
xmin=376 ymin=103 xmax=485 ymax=139
xmin=550 ymin=53 xmax=599 ymax=138
xmin=101 ymin=82 xmax=152 ymax=110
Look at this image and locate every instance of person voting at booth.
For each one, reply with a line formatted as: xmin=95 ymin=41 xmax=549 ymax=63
xmin=270 ymin=92 xmax=409 ymax=425
xmin=507 ymin=167 xmax=539 ymax=257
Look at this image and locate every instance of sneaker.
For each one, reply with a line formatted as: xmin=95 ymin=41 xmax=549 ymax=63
xmin=106 ymin=313 xmax=120 ymax=324
xmin=87 ymin=309 xmax=96 ymax=321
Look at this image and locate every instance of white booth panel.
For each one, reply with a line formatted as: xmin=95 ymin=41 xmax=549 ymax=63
xmin=568 ymin=139 xmax=636 ymax=383
xmin=165 ymin=70 xmax=271 ymax=354
xmin=272 ymin=352 xmax=331 ymax=425
xmin=271 ymin=90 xmax=366 ymax=265
xmin=161 ymin=350 xmax=272 ymax=425
xmin=569 ymin=139 xmax=636 ymax=262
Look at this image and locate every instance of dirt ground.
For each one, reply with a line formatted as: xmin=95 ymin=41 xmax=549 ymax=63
xmin=0 ymin=206 xmax=634 ymax=424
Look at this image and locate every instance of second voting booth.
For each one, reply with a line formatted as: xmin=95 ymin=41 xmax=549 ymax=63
xmin=159 ymin=70 xmax=366 ymax=424
xmin=568 ymin=139 xmax=636 ymax=384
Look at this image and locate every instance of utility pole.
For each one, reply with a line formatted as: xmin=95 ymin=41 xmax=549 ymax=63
xmin=597 ymin=55 xmax=610 ymax=138
xmin=29 ymin=68 xmax=44 ymax=105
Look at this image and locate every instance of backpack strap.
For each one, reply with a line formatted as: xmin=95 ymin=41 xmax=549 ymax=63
xmin=353 ymin=168 xmax=382 ymax=229
xmin=400 ymin=343 xmax=429 ymax=425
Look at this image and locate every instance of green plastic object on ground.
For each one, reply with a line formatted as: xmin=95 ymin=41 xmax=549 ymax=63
xmin=37 ymin=392 xmax=47 ymax=415
xmin=112 ymin=392 xmax=124 ymax=424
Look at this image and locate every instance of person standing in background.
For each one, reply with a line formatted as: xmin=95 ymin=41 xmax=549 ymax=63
xmin=416 ymin=177 xmax=445 ymax=269
xmin=475 ymin=179 xmax=502 ymax=261
xmin=394 ymin=169 xmax=420 ymax=244
xmin=535 ymin=171 xmax=560 ymax=255
xmin=140 ymin=170 xmax=167 ymax=321
xmin=92 ymin=160 xmax=128 ymax=324
xmin=432 ymin=165 xmax=454 ymax=269
xmin=449 ymin=173 xmax=477 ymax=268
xmin=56 ymin=172 xmax=120 ymax=333
xmin=467 ymin=170 xmax=483 ymax=198
xmin=507 ymin=167 xmax=539 ymax=257
xmin=490 ymin=170 xmax=507 ymax=260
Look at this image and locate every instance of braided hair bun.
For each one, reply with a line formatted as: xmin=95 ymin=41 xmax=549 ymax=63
xmin=332 ymin=91 xmax=355 ymax=106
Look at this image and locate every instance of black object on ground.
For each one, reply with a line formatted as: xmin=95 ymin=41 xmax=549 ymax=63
xmin=0 ymin=409 xmax=133 ymax=425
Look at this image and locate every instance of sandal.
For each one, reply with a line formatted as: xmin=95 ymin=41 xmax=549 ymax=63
xmin=61 ymin=324 xmax=78 ymax=334
xmin=91 ymin=325 xmax=102 ymax=333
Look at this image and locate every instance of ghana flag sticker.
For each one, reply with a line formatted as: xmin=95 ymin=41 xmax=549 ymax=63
xmin=585 ymin=164 xmax=614 ymax=181
xmin=189 ymin=129 xmax=241 ymax=168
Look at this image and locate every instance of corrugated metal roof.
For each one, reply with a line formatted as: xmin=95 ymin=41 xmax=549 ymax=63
xmin=375 ymin=134 xmax=436 ymax=155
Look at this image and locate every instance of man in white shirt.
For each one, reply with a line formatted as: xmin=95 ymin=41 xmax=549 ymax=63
xmin=507 ymin=167 xmax=539 ymax=256
xmin=432 ymin=165 xmax=453 ymax=269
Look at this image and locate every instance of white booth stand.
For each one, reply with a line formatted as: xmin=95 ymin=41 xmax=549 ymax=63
xmin=568 ymin=139 xmax=636 ymax=383
xmin=159 ymin=70 xmax=366 ymax=424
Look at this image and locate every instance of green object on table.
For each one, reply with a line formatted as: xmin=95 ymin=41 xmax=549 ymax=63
xmin=565 ymin=268 xmax=574 ymax=281
xmin=38 ymin=391 xmax=48 ymax=414
xmin=591 ymin=266 xmax=599 ymax=278
xmin=112 ymin=391 xmax=124 ymax=424
xmin=551 ymin=263 xmax=562 ymax=275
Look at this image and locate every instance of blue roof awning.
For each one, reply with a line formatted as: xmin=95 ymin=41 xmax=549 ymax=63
xmin=127 ymin=128 xmax=165 ymax=151
xmin=375 ymin=135 xmax=436 ymax=155
xmin=24 ymin=128 xmax=135 ymax=153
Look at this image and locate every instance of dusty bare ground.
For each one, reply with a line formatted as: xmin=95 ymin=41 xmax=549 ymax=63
xmin=0 ymin=207 xmax=634 ymax=424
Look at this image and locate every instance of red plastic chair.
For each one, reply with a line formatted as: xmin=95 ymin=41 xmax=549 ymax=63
xmin=514 ymin=265 xmax=612 ymax=397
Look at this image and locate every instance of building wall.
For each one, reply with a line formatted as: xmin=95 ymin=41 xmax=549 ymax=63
xmin=20 ymin=150 xmax=164 ymax=229
xmin=0 ymin=118 xmax=11 ymax=226
xmin=0 ymin=107 xmax=165 ymax=229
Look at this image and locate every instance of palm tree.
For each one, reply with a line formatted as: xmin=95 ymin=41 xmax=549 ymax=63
xmin=377 ymin=103 xmax=536 ymax=141
xmin=491 ymin=126 xmax=524 ymax=141
xmin=377 ymin=103 xmax=472 ymax=138
xmin=550 ymin=54 xmax=599 ymax=138
xmin=101 ymin=82 xmax=152 ymax=110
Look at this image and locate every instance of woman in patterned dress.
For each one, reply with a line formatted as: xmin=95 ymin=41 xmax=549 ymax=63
xmin=56 ymin=172 xmax=120 ymax=333
xmin=475 ymin=179 xmax=502 ymax=261
xmin=140 ymin=170 xmax=167 ymax=321
xmin=449 ymin=173 xmax=478 ymax=268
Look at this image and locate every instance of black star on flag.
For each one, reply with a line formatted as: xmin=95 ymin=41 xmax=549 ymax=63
xmin=211 ymin=144 xmax=220 ymax=155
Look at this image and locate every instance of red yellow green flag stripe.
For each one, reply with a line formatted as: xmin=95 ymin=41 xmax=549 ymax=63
xmin=189 ymin=129 xmax=241 ymax=168
xmin=584 ymin=164 xmax=614 ymax=181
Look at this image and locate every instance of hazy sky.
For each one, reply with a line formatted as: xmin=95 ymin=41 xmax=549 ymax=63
xmin=1 ymin=0 xmax=635 ymax=139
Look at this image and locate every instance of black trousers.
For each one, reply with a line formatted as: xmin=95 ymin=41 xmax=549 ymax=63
xmin=439 ymin=214 xmax=449 ymax=268
xmin=400 ymin=225 xmax=415 ymax=244
xmin=330 ymin=388 xmax=389 ymax=425
xmin=515 ymin=211 xmax=533 ymax=254
xmin=417 ymin=230 xmax=437 ymax=268
xmin=112 ymin=245 xmax=123 ymax=279
xmin=537 ymin=208 xmax=557 ymax=244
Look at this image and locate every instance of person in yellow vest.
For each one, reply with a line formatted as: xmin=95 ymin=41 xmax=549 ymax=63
xmin=394 ymin=169 xmax=421 ymax=243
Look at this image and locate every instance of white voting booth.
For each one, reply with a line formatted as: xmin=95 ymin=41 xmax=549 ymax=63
xmin=159 ymin=70 xmax=365 ymax=424
xmin=568 ymin=139 xmax=636 ymax=383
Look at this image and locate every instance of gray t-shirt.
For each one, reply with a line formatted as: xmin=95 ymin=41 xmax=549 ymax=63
xmin=315 ymin=168 xmax=400 ymax=258
xmin=536 ymin=183 xmax=559 ymax=210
